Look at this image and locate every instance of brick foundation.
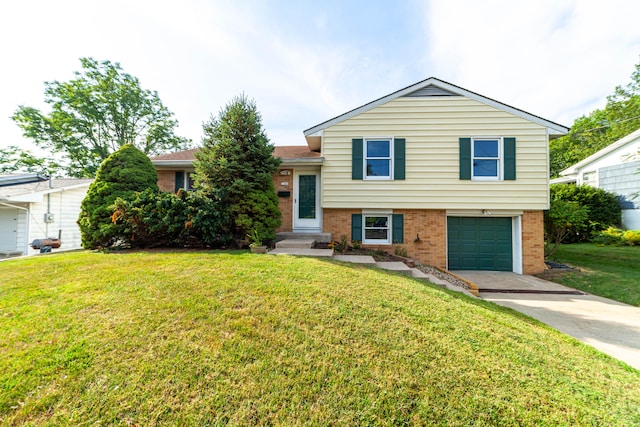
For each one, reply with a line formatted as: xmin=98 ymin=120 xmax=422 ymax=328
xmin=522 ymin=210 xmax=546 ymax=275
xmin=322 ymin=208 xmax=448 ymax=270
xmin=323 ymin=208 xmax=546 ymax=274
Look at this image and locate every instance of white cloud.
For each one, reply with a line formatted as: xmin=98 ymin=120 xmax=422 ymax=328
xmin=2 ymin=0 xmax=640 ymax=160
xmin=423 ymin=0 xmax=640 ymax=125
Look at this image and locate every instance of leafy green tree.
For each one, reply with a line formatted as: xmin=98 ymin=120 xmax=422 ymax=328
xmin=0 ymin=145 xmax=60 ymax=176
xmin=195 ymin=94 xmax=281 ymax=244
xmin=544 ymin=199 xmax=589 ymax=257
xmin=550 ymin=58 xmax=640 ymax=177
xmin=78 ymin=144 xmax=158 ymax=249
xmin=12 ymin=57 xmax=189 ymax=178
xmin=550 ymin=183 xmax=621 ymax=242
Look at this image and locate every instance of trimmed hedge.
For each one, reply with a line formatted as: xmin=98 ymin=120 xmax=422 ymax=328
xmin=111 ymin=189 xmax=232 ymax=249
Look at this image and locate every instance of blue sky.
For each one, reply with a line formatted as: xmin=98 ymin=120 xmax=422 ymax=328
xmin=1 ymin=0 xmax=640 ymax=154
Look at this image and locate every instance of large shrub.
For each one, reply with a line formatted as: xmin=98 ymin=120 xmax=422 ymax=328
xmin=195 ymin=94 xmax=281 ymax=244
xmin=78 ymin=144 xmax=158 ymax=248
xmin=549 ymin=184 xmax=621 ymax=242
xmin=111 ymin=189 xmax=232 ymax=248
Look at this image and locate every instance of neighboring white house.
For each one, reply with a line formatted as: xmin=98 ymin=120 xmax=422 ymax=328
xmin=0 ymin=175 xmax=93 ymax=257
xmin=552 ymin=128 xmax=640 ymax=229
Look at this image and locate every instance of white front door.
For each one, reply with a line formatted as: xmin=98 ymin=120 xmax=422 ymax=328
xmin=293 ymin=171 xmax=321 ymax=231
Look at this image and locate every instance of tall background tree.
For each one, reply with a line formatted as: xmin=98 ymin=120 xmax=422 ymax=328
xmin=195 ymin=94 xmax=281 ymax=244
xmin=78 ymin=144 xmax=159 ymax=249
xmin=550 ymin=58 xmax=640 ymax=177
xmin=0 ymin=145 xmax=60 ymax=176
xmin=11 ymin=57 xmax=189 ymax=178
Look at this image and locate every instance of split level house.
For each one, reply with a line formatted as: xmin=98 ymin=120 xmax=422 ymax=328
xmin=551 ymin=127 xmax=640 ymax=230
xmin=151 ymin=77 xmax=569 ymax=275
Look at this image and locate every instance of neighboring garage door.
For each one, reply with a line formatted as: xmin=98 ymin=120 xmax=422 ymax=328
xmin=447 ymin=217 xmax=512 ymax=271
xmin=0 ymin=208 xmax=19 ymax=251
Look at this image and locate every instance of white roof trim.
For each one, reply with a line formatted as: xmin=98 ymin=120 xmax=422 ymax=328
xmin=559 ymin=127 xmax=640 ymax=176
xmin=152 ymin=160 xmax=195 ymax=168
xmin=303 ymin=77 xmax=569 ymax=137
xmin=550 ymin=175 xmax=577 ymax=184
xmin=1 ymin=181 xmax=92 ymax=203
xmin=280 ymin=157 xmax=324 ymax=165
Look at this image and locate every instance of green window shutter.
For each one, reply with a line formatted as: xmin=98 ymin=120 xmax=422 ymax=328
xmin=351 ymin=214 xmax=362 ymax=241
xmin=352 ymin=138 xmax=363 ymax=180
xmin=394 ymin=138 xmax=406 ymax=180
xmin=174 ymin=171 xmax=184 ymax=193
xmin=504 ymin=137 xmax=516 ymax=180
xmin=392 ymin=214 xmax=404 ymax=243
xmin=459 ymin=138 xmax=471 ymax=180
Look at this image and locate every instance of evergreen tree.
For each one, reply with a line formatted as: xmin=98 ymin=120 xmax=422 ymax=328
xmin=195 ymin=94 xmax=281 ymax=243
xmin=78 ymin=144 xmax=158 ymax=248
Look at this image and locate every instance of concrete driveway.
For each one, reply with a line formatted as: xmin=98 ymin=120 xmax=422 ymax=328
xmin=452 ymin=271 xmax=640 ymax=370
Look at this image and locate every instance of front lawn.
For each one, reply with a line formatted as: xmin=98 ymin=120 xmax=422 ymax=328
xmin=548 ymin=244 xmax=640 ymax=306
xmin=1 ymin=251 xmax=639 ymax=425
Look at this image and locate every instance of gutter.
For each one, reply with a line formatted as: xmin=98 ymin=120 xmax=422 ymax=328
xmin=0 ymin=201 xmax=29 ymax=211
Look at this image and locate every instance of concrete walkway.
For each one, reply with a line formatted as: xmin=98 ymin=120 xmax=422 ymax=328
xmin=453 ymin=271 xmax=640 ymax=370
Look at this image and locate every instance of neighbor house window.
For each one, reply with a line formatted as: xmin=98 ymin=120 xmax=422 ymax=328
xmin=365 ymin=138 xmax=393 ymax=180
xmin=472 ymin=138 xmax=501 ymax=180
xmin=582 ymin=171 xmax=596 ymax=184
xmin=363 ymin=215 xmax=391 ymax=244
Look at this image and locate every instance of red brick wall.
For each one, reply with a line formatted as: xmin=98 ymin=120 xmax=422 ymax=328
xmin=157 ymin=170 xmax=175 ymax=193
xmin=522 ymin=210 xmax=546 ymax=275
xmin=273 ymin=169 xmax=293 ymax=232
xmin=323 ymin=208 xmax=546 ymax=274
xmin=322 ymin=208 xmax=448 ymax=269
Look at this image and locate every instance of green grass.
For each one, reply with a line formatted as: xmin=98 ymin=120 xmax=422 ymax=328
xmin=1 ymin=251 xmax=639 ymax=426
xmin=550 ymin=244 xmax=640 ymax=306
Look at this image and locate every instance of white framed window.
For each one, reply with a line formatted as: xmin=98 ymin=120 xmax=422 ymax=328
xmin=472 ymin=138 xmax=502 ymax=180
xmin=363 ymin=214 xmax=391 ymax=244
xmin=364 ymin=138 xmax=393 ymax=180
xmin=582 ymin=171 xmax=597 ymax=184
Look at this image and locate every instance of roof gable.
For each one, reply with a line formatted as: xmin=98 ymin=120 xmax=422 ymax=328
xmin=303 ymin=77 xmax=569 ymax=150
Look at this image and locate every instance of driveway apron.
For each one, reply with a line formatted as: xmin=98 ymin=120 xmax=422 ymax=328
xmin=452 ymin=271 xmax=640 ymax=370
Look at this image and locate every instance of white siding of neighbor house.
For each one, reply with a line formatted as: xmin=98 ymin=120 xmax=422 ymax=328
xmin=26 ymin=186 xmax=88 ymax=255
xmin=576 ymin=137 xmax=640 ymax=185
xmin=321 ymin=96 xmax=551 ymax=210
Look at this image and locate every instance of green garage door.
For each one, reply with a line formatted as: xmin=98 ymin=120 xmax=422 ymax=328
xmin=447 ymin=217 xmax=513 ymax=271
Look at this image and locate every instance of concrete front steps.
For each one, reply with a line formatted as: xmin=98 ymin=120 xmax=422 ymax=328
xmin=270 ymin=238 xmax=333 ymax=256
xmin=268 ymin=234 xmax=473 ymax=296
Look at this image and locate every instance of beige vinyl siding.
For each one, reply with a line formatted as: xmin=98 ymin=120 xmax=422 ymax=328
xmin=321 ymin=96 xmax=550 ymax=210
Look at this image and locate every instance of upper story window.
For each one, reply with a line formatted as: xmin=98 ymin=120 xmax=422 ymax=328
xmin=365 ymin=138 xmax=393 ymax=180
xmin=459 ymin=137 xmax=516 ymax=181
xmin=472 ymin=138 xmax=501 ymax=180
